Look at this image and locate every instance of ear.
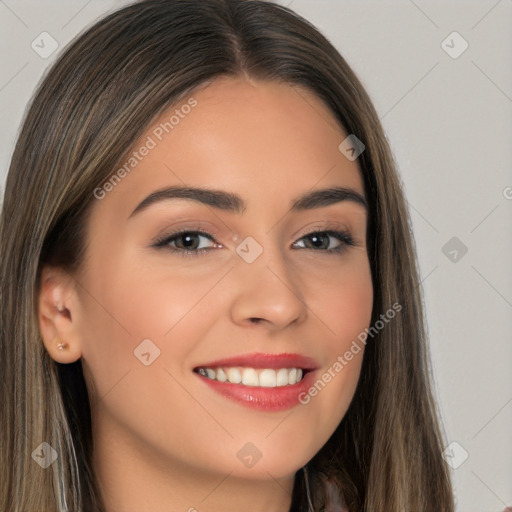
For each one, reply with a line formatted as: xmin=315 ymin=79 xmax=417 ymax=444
xmin=38 ymin=266 xmax=83 ymax=363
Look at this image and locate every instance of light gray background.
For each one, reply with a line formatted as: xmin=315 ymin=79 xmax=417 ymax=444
xmin=1 ymin=1 xmax=511 ymax=510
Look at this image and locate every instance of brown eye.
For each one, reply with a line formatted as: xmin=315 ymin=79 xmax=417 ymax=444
xmin=153 ymin=229 xmax=219 ymax=256
xmin=293 ymin=230 xmax=355 ymax=255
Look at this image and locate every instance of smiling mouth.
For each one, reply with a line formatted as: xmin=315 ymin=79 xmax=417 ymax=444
xmin=192 ymin=352 xmax=318 ymax=411
xmin=193 ymin=366 xmax=309 ymax=387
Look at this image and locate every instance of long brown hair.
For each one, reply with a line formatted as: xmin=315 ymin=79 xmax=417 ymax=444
xmin=0 ymin=1 xmax=454 ymax=510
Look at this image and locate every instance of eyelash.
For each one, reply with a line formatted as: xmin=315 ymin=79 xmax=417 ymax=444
xmin=152 ymin=226 xmax=356 ymax=257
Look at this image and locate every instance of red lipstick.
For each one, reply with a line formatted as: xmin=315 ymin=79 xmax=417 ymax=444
xmin=195 ymin=352 xmax=318 ymax=370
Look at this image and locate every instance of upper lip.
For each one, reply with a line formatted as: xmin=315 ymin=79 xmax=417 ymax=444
xmin=194 ymin=352 xmax=319 ymax=371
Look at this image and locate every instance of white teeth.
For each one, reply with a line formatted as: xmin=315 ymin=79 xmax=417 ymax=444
xmin=259 ymin=369 xmax=277 ymax=387
xmin=276 ymin=368 xmax=289 ymax=386
xmin=216 ymin=368 xmax=227 ymax=382
xmin=227 ymin=368 xmax=242 ymax=384
xmin=196 ymin=366 xmax=306 ymax=386
xmin=241 ymin=368 xmax=259 ymax=386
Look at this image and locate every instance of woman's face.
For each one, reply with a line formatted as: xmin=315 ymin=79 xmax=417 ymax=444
xmin=53 ymin=76 xmax=372 ymax=494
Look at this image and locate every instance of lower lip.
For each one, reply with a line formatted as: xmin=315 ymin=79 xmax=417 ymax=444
xmin=194 ymin=370 xmax=316 ymax=411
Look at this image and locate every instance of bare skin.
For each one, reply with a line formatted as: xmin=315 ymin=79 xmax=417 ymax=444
xmin=38 ymin=76 xmax=373 ymax=512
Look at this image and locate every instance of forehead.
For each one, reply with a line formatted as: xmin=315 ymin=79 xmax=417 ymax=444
xmin=93 ymin=76 xmax=365 ymax=220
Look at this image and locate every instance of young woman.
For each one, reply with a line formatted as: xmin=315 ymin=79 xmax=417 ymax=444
xmin=0 ymin=1 xmax=455 ymax=510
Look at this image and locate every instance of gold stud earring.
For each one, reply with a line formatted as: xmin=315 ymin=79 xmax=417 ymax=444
xmin=53 ymin=336 xmax=68 ymax=351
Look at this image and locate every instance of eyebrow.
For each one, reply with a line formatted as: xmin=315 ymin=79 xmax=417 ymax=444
xmin=128 ymin=185 xmax=367 ymax=219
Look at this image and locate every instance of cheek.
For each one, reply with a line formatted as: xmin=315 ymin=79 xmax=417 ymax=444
xmin=314 ymin=254 xmax=374 ymax=345
xmin=76 ymin=255 xmax=223 ymax=402
xmin=299 ymin=256 xmax=373 ymax=429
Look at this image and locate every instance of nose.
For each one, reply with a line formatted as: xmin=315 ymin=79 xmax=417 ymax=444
xmin=229 ymin=244 xmax=307 ymax=331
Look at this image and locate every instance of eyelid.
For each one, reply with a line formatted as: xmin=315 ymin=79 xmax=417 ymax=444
xmin=151 ymin=220 xmax=353 ymax=244
xmin=151 ymin=225 xmax=221 ymax=249
xmin=151 ymin=220 xmax=221 ymax=242
xmin=294 ymin=220 xmax=353 ymax=239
